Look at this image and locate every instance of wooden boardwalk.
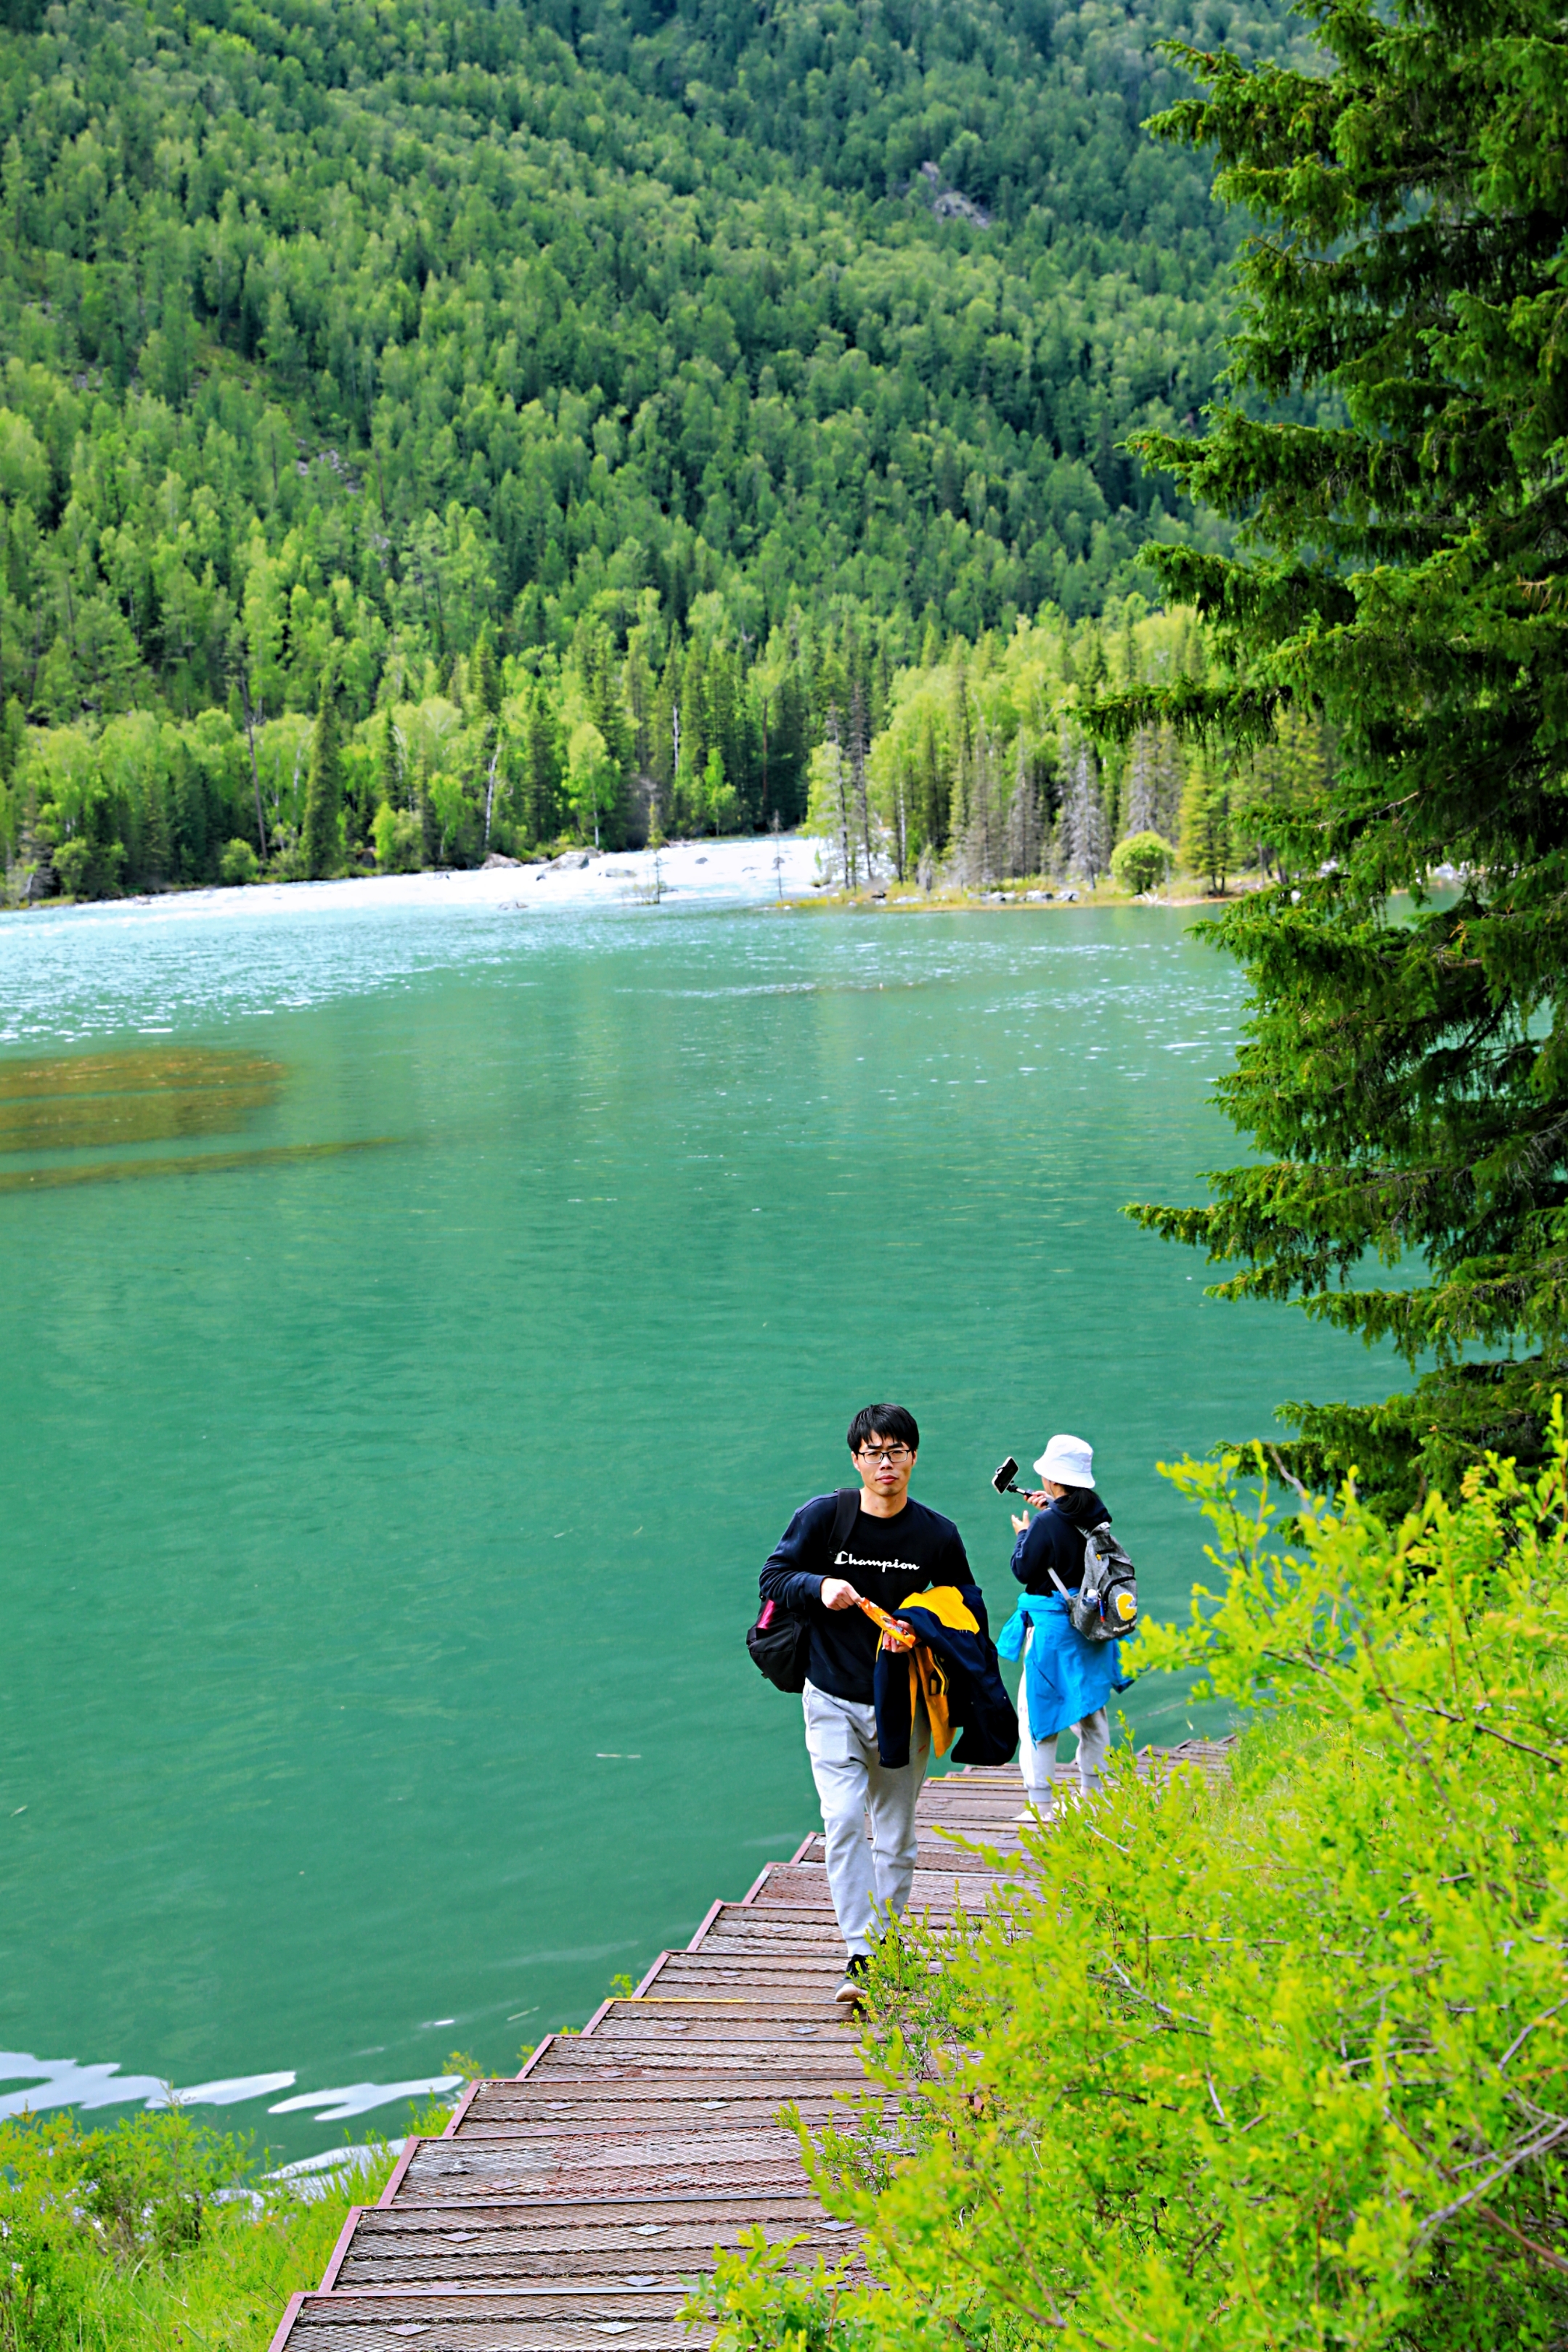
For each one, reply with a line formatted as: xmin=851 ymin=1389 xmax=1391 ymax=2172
xmin=267 ymin=1744 xmax=1230 ymax=2352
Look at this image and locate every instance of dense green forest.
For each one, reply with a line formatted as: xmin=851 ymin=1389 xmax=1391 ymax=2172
xmin=807 ymin=601 xmax=1331 ymax=893
xmin=0 ymin=0 xmax=1307 ymax=894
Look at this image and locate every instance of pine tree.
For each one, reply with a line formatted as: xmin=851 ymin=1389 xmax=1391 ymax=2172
xmin=1062 ymin=740 xmax=1108 ymax=888
xmin=1122 ymin=726 xmax=1157 ymax=837
xmin=142 ymin=773 xmax=171 ymax=886
xmin=849 ymin=679 xmax=874 ymax=883
xmin=1116 ymin=0 xmax=1568 ymax=1508
xmin=1153 ymin=723 xmax=1184 ymax=843
xmin=946 ymin=671 xmax=972 ymax=873
xmin=919 ymin=712 xmax=947 ymax=853
xmin=1005 ymin=734 xmax=1042 ymax=878
xmin=471 ymin=618 xmax=500 ymax=721
xmin=823 ymin=702 xmax=852 ymax=888
xmin=417 ymin=768 xmax=440 ymax=867
xmin=523 ymin=685 xmax=562 ymax=846
xmin=965 ymin=724 xmax=1000 ymax=886
xmin=301 ymin=663 xmax=343 ymax=879
xmin=377 ymin=706 xmax=403 ymax=812
xmin=1179 ymin=763 xmax=1233 ymax=894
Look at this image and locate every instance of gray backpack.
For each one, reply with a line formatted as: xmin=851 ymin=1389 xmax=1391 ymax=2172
xmin=1049 ymin=1524 xmax=1138 ymax=1643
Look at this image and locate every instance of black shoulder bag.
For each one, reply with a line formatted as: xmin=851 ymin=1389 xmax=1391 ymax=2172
xmin=747 ymin=1488 xmax=860 ymax=1693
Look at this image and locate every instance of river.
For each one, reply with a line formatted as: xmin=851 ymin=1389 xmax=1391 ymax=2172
xmin=1 ymin=882 xmax=1395 ymax=2163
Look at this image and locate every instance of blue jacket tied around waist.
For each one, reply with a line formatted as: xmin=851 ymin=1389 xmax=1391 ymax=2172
xmin=997 ymin=1591 xmax=1136 ymax=1743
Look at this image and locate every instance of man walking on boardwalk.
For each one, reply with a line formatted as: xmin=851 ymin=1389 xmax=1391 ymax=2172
xmin=759 ymin=1403 xmax=973 ymax=2006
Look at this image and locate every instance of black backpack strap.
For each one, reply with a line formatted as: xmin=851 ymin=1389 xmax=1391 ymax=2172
xmin=828 ymin=1485 xmax=860 ymax=1569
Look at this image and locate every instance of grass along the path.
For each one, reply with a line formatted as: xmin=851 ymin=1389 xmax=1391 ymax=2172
xmin=0 ymin=2109 xmax=399 ymax=2352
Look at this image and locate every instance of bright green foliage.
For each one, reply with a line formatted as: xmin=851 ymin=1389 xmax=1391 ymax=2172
xmin=372 ymin=800 xmax=422 ymax=873
xmin=219 ymin=836 xmax=258 ymax=884
xmin=0 ymin=0 xmax=1312 ymax=893
xmin=0 ymin=2107 xmax=394 ymax=2351
xmin=693 ymin=1414 xmax=1568 ymax=2351
xmin=1110 ymin=0 xmax=1568 ymax=1508
xmin=1111 ymin=825 xmax=1173 ymax=895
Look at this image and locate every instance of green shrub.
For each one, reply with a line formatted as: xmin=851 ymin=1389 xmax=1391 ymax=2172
xmin=1111 ymin=828 xmax=1174 ymax=895
xmin=220 ymin=838 xmax=260 ymax=886
xmin=693 ymin=1409 xmax=1568 ymax=2352
xmin=372 ymin=803 xmax=424 ymax=874
xmin=0 ymin=2109 xmax=395 ymax=2352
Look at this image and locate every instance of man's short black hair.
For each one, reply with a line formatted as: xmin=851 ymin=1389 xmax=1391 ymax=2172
xmin=846 ymin=1402 xmax=920 ymax=1454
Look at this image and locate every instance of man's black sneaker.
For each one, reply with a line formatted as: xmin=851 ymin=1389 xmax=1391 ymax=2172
xmin=834 ymin=1953 xmax=870 ymax=2008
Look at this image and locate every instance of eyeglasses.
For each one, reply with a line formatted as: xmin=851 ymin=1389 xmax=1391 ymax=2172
xmin=857 ymin=1445 xmax=911 ymax=1465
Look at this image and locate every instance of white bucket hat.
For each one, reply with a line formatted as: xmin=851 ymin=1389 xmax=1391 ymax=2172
xmin=1033 ymin=1433 xmax=1094 ymax=1488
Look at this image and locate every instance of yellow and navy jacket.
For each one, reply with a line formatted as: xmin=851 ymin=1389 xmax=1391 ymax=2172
xmin=872 ymin=1582 xmax=1018 ymax=1769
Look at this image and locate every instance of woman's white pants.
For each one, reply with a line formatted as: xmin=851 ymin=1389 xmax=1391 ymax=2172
xmin=1017 ymin=1625 xmax=1108 ymax=1799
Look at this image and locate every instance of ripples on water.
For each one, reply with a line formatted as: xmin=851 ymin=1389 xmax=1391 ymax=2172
xmin=0 ymin=891 xmax=1386 ymax=2158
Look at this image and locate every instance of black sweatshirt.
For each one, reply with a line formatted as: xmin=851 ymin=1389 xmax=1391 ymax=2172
xmin=759 ymin=1491 xmax=972 ymax=1703
xmin=1010 ymin=1486 xmax=1111 ymax=1595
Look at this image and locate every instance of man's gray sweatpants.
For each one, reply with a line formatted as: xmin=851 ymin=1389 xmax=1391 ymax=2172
xmin=802 ymin=1680 xmax=929 ymax=1956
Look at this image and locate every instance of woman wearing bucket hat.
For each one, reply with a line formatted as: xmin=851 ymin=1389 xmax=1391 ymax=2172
xmin=995 ymin=1433 xmax=1133 ymax=1810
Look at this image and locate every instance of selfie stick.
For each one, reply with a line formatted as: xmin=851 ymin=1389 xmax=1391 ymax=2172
xmin=991 ymin=1455 xmax=1032 ymax=1500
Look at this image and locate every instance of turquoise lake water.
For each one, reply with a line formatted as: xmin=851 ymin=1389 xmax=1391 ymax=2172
xmin=0 ymin=890 xmax=1398 ymax=2162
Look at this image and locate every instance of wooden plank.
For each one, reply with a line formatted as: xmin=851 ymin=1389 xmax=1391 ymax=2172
xmin=593 ymin=2000 xmax=857 ymax=2019
xmin=330 ymin=2200 xmax=856 ymax=2290
xmin=276 ymin=2287 xmax=697 ymax=2351
xmin=644 ymin=1947 xmax=851 ymax=1966
xmin=521 ymin=2061 xmax=862 ymax=2088
xmin=520 ymin=2059 xmax=862 ymax=2088
xmin=795 ymin=1835 xmax=1018 ymax=1869
xmin=915 ymin=1794 xmax=1030 ymax=1816
xmin=453 ymin=2094 xmax=864 ymax=2136
xmin=522 ymin=2047 xmax=862 ymax=2076
xmin=590 ymin=2008 xmax=859 ymax=2038
xmin=634 ymin=1969 xmax=846 ymax=1996
xmin=919 ymin=1776 xmax=1029 ymax=1796
xmin=709 ymin=1879 xmax=1010 ymax=1913
xmin=701 ymin=1907 xmax=842 ymax=1931
xmin=496 ymin=2034 xmax=864 ymax=2065
xmin=391 ymin=2129 xmax=812 ymax=2206
xmin=355 ymin=2191 xmax=830 ymax=2228
xmin=751 ymin=1867 xmax=1015 ymax=1905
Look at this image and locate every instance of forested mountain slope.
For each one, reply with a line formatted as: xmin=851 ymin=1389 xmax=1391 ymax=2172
xmin=0 ymin=0 xmax=1302 ymax=883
